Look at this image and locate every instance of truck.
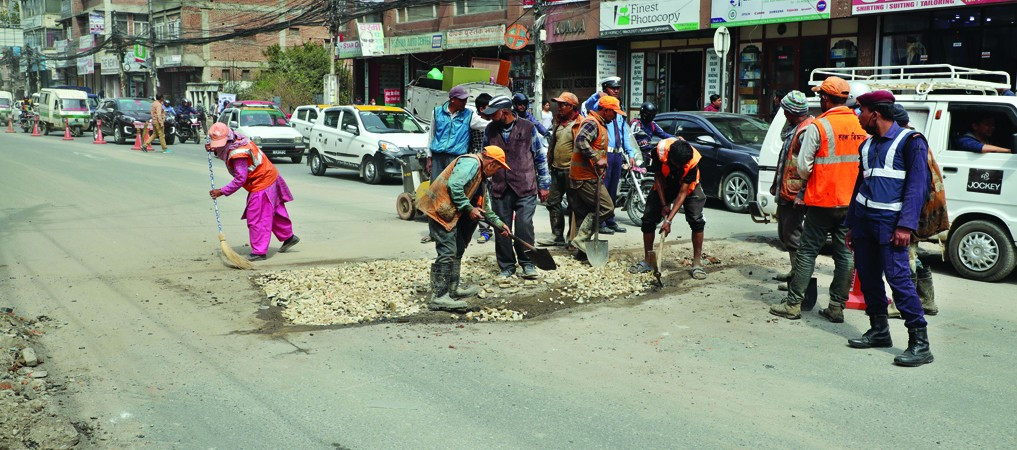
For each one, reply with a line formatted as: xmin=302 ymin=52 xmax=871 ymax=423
xmin=404 ymin=78 xmax=511 ymax=125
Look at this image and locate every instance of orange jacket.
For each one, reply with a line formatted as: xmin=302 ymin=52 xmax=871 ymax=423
xmin=656 ymin=137 xmax=701 ymax=194
xmin=227 ymin=142 xmax=278 ymax=192
xmin=570 ymin=112 xmax=608 ymax=181
xmin=804 ymin=108 xmax=865 ymax=207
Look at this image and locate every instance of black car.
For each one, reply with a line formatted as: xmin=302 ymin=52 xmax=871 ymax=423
xmin=650 ymin=112 xmax=768 ymax=213
xmin=91 ymin=98 xmax=176 ymax=145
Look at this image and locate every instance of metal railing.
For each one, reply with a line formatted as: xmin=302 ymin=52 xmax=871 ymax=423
xmin=810 ymin=65 xmax=1011 ymax=96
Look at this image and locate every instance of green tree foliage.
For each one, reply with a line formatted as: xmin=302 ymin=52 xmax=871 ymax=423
xmin=246 ymin=42 xmax=351 ymax=111
xmin=0 ymin=3 xmax=20 ymax=27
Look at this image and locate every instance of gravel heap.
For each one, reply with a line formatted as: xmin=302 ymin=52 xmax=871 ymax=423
xmin=1 ymin=310 xmax=81 ymax=449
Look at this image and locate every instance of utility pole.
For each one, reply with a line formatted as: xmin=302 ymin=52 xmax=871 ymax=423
xmin=147 ymin=0 xmax=157 ymax=97
xmin=531 ymin=2 xmax=546 ymax=118
xmin=112 ymin=12 xmax=126 ymax=97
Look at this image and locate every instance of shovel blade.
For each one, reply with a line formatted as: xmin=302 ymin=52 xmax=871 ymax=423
xmin=586 ymin=240 xmax=609 ymax=267
xmin=524 ymin=248 xmax=557 ymax=271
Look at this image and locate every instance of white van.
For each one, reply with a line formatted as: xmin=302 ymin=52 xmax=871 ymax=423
xmin=0 ymin=91 xmax=13 ymax=123
xmin=36 ymin=88 xmax=91 ymax=136
xmin=752 ymin=65 xmax=1017 ymax=282
xmin=289 ymin=104 xmax=333 ymax=145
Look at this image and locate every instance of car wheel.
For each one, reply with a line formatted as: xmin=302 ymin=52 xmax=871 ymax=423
xmin=948 ymin=220 xmax=1017 ymax=282
xmin=309 ymin=151 xmax=326 ymax=176
xmin=291 ymin=155 xmax=303 ymax=164
xmin=113 ymin=126 xmax=125 ymax=145
xmin=396 ymin=192 xmax=416 ymax=220
xmin=72 ymin=126 xmax=83 ymax=137
xmin=362 ymin=156 xmax=382 ymax=184
xmin=721 ymin=171 xmax=754 ymax=213
xmin=41 ymin=122 xmax=49 ymax=135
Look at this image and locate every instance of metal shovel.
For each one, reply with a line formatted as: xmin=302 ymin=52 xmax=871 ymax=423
xmin=484 ymin=220 xmax=557 ymax=271
xmin=586 ymin=163 xmax=609 ymax=267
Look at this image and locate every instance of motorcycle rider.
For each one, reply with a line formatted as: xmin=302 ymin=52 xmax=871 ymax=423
xmin=631 ymin=102 xmax=675 ymax=157
xmin=512 ymin=93 xmax=551 ymax=138
xmin=176 ymin=100 xmax=201 ymax=139
xmin=195 ymin=101 xmax=210 ymax=134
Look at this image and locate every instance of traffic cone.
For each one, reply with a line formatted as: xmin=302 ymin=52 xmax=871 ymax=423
xmin=93 ymin=119 xmax=107 ymax=144
xmin=5 ymin=116 xmax=14 ymax=133
xmin=30 ymin=116 xmax=41 ymax=136
xmin=131 ymin=123 xmax=143 ymax=150
xmin=141 ymin=122 xmax=153 ymax=151
xmin=845 ymin=269 xmax=892 ymax=310
xmin=62 ymin=118 xmax=73 ymax=140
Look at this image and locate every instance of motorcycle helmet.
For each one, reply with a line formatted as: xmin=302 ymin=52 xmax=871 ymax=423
xmin=846 ymin=81 xmax=872 ymax=108
xmin=639 ymin=101 xmax=657 ymax=122
xmin=512 ymin=92 xmax=529 ymax=106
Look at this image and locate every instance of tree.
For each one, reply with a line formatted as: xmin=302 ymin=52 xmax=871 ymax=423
xmin=247 ymin=42 xmax=351 ymax=111
xmin=0 ymin=3 xmax=20 ymax=28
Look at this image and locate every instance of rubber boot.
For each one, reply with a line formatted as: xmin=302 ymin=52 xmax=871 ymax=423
xmin=571 ymin=216 xmax=595 ymax=254
xmin=888 ymin=299 xmax=902 ymax=319
xmin=848 ymin=314 xmax=893 ymax=348
xmin=818 ymin=300 xmax=845 ymax=323
xmin=773 ymin=251 xmax=796 ymax=282
xmin=917 ymin=268 xmax=938 ymax=315
xmin=449 ymin=259 xmax=480 ymax=299
xmin=894 ymin=327 xmax=934 ymax=367
xmin=428 ymin=263 xmax=467 ymax=311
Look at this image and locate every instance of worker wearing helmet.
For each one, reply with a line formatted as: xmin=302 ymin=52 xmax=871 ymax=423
xmin=631 ymin=101 xmax=674 ymax=155
xmin=846 ymin=81 xmax=872 ymax=112
xmin=512 ymin=93 xmax=550 ymax=137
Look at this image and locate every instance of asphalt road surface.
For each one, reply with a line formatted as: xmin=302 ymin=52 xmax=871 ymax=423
xmin=1 ymin=131 xmax=1015 ymax=448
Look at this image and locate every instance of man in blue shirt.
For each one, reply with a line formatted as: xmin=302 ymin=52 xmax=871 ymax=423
xmin=954 ymin=115 xmax=1012 ymax=153
xmin=582 ymin=76 xmax=638 ymax=234
xmin=426 ymin=85 xmax=490 ymax=181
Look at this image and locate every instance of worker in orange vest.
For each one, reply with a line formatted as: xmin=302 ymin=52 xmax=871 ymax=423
xmin=770 ymin=76 xmax=867 ymax=321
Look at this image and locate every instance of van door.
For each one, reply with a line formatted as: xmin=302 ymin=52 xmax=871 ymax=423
xmin=316 ymin=109 xmax=343 ymax=164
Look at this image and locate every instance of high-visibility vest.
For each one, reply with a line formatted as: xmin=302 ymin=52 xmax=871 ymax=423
xmin=570 ymin=111 xmax=608 ymax=181
xmin=418 ymin=155 xmax=485 ymax=232
xmin=855 ymin=129 xmax=915 ymax=214
xmin=803 ymin=107 xmax=866 ymax=207
xmin=227 ymin=142 xmax=278 ymax=192
xmin=656 ymin=137 xmax=701 ymax=194
xmin=778 ymin=117 xmax=815 ymax=202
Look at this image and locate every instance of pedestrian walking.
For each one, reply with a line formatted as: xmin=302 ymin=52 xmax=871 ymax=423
xmin=206 ymin=123 xmax=299 ymax=262
xmin=569 ymin=96 xmax=621 ymax=256
xmin=418 ymin=146 xmax=512 ymax=311
xmin=631 ymin=138 xmax=708 ymax=279
xmin=768 ymin=91 xmax=814 ymax=288
xmin=769 ymin=76 xmax=866 ymax=321
xmin=483 ymin=95 xmax=551 ymax=279
xmin=537 ymin=92 xmax=583 ymax=247
xmin=844 ymin=90 xmax=934 ymax=367
xmin=581 ymin=77 xmax=638 ymax=234
xmin=144 ymin=93 xmax=169 ymax=152
xmin=425 ymin=85 xmax=489 ymax=182
xmin=540 ymin=100 xmax=554 ymax=131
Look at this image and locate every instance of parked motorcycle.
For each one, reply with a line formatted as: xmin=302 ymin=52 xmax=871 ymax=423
xmin=617 ymin=161 xmax=655 ymax=225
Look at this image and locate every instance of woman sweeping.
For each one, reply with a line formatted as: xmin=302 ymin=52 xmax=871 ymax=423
xmin=207 ymin=122 xmax=299 ymax=261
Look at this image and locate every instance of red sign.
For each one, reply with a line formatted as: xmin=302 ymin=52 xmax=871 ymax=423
xmin=504 ymin=24 xmax=530 ymax=50
xmin=384 ymin=89 xmax=401 ymax=105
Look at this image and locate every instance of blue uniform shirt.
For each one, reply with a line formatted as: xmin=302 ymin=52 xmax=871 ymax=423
xmin=631 ymin=119 xmax=674 ymax=149
xmin=955 ymin=132 xmax=985 ymax=153
xmin=581 ymin=93 xmax=637 ymax=159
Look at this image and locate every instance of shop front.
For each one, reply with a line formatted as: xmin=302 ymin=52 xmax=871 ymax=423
xmin=542 ymin=3 xmax=601 ymax=103
xmin=859 ymin=0 xmax=1017 ymax=81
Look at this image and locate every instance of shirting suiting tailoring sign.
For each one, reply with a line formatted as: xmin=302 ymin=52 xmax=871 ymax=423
xmin=711 ymin=0 xmax=830 ymax=28
xmin=852 ymin=0 xmax=1012 ymax=14
xmin=967 ymin=168 xmax=1003 ymax=195
xmin=600 ymin=0 xmax=700 ymax=37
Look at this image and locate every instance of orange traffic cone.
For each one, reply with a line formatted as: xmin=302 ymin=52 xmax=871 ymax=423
xmin=30 ymin=116 xmax=41 ymax=136
xmin=5 ymin=116 xmax=14 ymax=133
xmin=93 ymin=119 xmax=107 ymax=144
xmin=62 ymin=119 xmax=73 ymax=140
xmin=845 ymin=269 xmax=892 ymax=310
xmin=141 ymin=122 xmax=153 ymax=151
xmin=131 ymin=122 xmax=143 ymax=150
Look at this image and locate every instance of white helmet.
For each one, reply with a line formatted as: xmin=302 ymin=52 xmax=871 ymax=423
xmin=846 ymin=81 xmax=872 ymax=108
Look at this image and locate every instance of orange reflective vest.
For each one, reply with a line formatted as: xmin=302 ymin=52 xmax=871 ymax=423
xmin=570 ymin=111 xmax=608 ymax=181
xmin=803 ymin=107 xmax=865 ymax=208
xmin=656 ymin=137 xmax=701 ymax=194
xmin=778 ymin=117 xmax=815 ymax=202
xmin=227 ymin=142 xmax=278 ymax=192
xmin=418 ymin=155 xmax=485 ymax=232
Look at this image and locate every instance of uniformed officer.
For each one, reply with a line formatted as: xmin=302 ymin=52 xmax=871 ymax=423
xmin=845 ymin=90 xmax=934 ymax=367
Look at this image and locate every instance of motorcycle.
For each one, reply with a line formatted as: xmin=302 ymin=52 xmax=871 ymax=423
xmin=617 ymin=161 xmax=656 ymax=225
xmin=174 ymin=113 xmax=200 ymax=144
xmin=18 ymin=110 xmax=36 ymax=133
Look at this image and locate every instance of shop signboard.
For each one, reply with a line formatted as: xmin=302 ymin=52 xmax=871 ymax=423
xmin=77 ymin=55 xmax=94 ymax=75
xmin=356 ymin=23 xmax=384 ymax=57
xmin=600 ymin=0 xmax=700 ymax=37
xmin=384 ymin=88 xmax=401 ymax=105
xmin=445 ymin=25 xmax=506 ymax=49
xmin=596 ymin=47 xmax=618 ymax=90
xmin=630 ymin=52 xmax=644 ymax=108
xmin=386 ymin=33 xmax=442 ymax=55
xmin=89 ymin=12 xmax=105 ymax=35
xmin=852 ymin=0 xmax=1011 ymax=14
xmin=338 ymin=40 xmax=362 ymax=59
xmin=545 ymin=6 xmax=599 ymax=44
xmin=100 ymin=55 xmax=119 ymax=75
xmin=523 ymin=0 xmax=587 ymax=7
xmin=711 ymin=0 xmax=830 ymax=28
xmin=705 ymin=51 xmax=721 ymax=100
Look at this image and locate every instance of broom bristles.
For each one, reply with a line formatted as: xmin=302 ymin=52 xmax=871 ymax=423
xmin=219 ymin=233 xmax=254 ymax=270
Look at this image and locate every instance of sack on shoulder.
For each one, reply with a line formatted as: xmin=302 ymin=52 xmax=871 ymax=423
xmin=913 ymin=134 xmax=950 ymax=239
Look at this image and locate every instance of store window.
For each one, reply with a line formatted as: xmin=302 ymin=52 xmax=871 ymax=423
xmin=397 ymin=4 xmax=437 ymax=23
xmin=881 ymin=5 xmax=1017 ymax=75
xmin=455 ymin=0 xmax=506 ymax=15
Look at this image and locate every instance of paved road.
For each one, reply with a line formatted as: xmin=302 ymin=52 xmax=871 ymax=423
xmin=1 ymin=131 xmax=1015 ymax=448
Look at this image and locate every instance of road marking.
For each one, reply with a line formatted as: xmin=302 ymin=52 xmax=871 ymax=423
xmin=73 ymin=151 xmax=104 ymax=160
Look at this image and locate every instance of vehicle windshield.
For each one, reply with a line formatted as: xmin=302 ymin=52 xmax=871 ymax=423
xmin=709 ymin=116 xmax=769 ymax=146
xmin=118 ymin=99 xmax=152 ymax=113
xmin=61 ymin=99 xmax=88 ymax=111
xmin=0 ymin=98 xmax=10 ymax=107
xmin=87 ymin=98 xmax=98 ymax=110
xmin=239 ymin=109 xmax=288 ymax=127
xmin=359 ymin=110 xmax=424 ymax=134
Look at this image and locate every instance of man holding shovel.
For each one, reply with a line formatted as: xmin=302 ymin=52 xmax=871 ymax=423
xmin=631 ymin=138 xmax=708 ymax=280
xmin=569 ymin=96 xmax=620 ymax=257
xmin=419 ymin=146 xmax=512 ymax=311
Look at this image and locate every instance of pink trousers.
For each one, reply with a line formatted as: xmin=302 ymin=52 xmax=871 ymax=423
xmin=242 ymin=177 xmax=294 ymax=255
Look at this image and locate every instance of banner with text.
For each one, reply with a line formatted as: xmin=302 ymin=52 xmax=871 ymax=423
xmin=600 ymin=0 xmax=700 ymax=37
xmin=852 ymin=0 xmax=1011 ymax=14
xmin=386 ymin=33 xmax=443 ymax=56
xmin=711 ymin=0 xmax=830 ymax=28
xmin=356 ymin=23 xmax=385 ymax=57
xmin=445 ymin=25 xmax=506 ymax=49
xmin=596 ymin=47 xmax=618 ymax=95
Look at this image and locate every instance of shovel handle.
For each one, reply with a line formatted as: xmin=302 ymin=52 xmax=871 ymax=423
xmin=483 ymin=219 xmax=538 ymax=251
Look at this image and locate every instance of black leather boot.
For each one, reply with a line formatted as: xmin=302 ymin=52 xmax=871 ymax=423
xmin=848 ymin=314 xmax=893 ymax=348
xmin=894 ymin=327 xmax=934 ymax=367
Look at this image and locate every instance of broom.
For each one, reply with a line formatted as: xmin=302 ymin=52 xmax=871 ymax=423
xmin=206 ymin=151 xmax=254 ymax=270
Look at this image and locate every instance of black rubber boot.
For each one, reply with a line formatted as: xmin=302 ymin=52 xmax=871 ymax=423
xmin=894 ymin=327 xmax=934 ymax=367
xmin=449 ymin=259 xmax=480 ymax=299
xmin=848 ymin=315 xmax=893 ymax=348
xmin=428 ymin=263 xmax=467 ymax=311
xmin=917 ymin=268 xmax=938 ymax=315
xmin=773 ymin=251 xmax=796 ymax=282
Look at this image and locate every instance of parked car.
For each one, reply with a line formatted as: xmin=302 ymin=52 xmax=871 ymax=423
xmin=36 ymin=88 xmax=91 ymax=136
xmin=91 ymin=98 xmax=177 ymax=145
xmin=651 ymin=111 xmax=767 ymax=213
xmin=217 ymin=106 xmax=305 ymax=163
xmin=307 ymin=105 xmax=429 ymax=184
xmin=0 ymin=90 xmax=13 ymax=124
xmin=290 ymin=104 xmax=332 ymax=145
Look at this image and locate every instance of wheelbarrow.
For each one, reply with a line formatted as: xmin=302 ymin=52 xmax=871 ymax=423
xmin=395 ymin=148 xmax=430 ymax=220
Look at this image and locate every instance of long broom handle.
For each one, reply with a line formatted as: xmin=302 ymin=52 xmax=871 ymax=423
xmin=206 ymin=151 xmax=225 ymax=234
